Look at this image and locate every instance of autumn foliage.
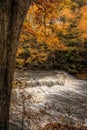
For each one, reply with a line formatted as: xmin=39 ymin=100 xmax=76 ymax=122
xmin=16 ymin=0 xmax=87 ymax=73
xmin=42 ymin=122 xmax=87 ymax=130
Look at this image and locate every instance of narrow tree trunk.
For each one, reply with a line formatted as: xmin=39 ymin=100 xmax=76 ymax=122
xmin=0 ymin=0 xmax=31 ymax=130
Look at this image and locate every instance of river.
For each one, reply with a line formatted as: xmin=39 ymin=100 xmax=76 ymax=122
xmin=10 ymin=70 xmax=87 ymax=130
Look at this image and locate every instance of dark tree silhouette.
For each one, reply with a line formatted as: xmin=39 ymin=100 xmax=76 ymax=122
xmin=0 ymin=0 xmax=31 ymax=129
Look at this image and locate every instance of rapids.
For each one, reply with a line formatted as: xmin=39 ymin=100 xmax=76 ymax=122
xmin=10 ymin=70 xmax=87 ymax=130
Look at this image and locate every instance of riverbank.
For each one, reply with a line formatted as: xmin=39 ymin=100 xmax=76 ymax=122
xmin=75 ymin=73 xmax=87 ymax=80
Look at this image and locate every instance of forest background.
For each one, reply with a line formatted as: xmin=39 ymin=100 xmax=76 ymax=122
xmin=16 ymin=0 xmax=87 ymax=75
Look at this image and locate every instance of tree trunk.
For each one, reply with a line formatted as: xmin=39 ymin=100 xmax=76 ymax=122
xmin=0 ymin=0 xmax=31 ymax=130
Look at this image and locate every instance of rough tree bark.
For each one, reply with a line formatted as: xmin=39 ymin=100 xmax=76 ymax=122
xmin=0 ymin=0 xmax=31 ymax=130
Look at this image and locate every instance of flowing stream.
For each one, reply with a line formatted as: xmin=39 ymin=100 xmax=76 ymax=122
xmin=10 ymin=70 xmax=87 ymax=130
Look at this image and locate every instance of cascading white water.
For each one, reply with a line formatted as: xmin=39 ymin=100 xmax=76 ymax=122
xmin=10 ymin=71 xmax=87 ymax=130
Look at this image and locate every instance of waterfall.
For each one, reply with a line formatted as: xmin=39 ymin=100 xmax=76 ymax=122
xmin=10 ymin=71 xmax=87 ymax=130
